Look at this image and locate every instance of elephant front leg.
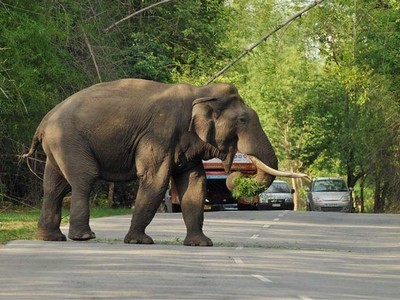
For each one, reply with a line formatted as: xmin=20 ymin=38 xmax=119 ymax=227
xmin=173 ymin=166 xmax=213 ymax=246
xmin=124 ymin=158 xmax=170 ymax=245
xmin=124 ymin=191 xmax=159 ymax=244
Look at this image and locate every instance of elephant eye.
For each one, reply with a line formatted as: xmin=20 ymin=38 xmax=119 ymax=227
xmin=238 ymin=116 xmax=247 ymax=124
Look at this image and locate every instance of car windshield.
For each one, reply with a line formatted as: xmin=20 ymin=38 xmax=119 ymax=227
xmin=266 ymin=182 xmax=291 ymax=193
xmin=312 ymin=179 xmax=348 ymax=192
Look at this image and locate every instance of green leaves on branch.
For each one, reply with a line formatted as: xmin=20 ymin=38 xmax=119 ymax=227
xmin=232 ymin=175 xmax=264 ymax=200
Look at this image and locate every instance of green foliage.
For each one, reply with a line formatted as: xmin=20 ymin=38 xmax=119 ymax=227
xmin=0 ymin=1 xmax=90 ymax=207
xmin=232 ymin=175 xmax=264 ymax=199
xmin=121 ymin=0 xmax=230 ymax=84
xmin=0 ymin=0 xmax=230 ymax=207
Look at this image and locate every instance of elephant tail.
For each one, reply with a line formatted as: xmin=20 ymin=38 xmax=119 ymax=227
xmin=22 ymin=125 xmax=44 ymax=159
xmin=22 ymin=132 xmax=40 ymax=158
xmin=22 ymin=105 xmax=59 ymax=159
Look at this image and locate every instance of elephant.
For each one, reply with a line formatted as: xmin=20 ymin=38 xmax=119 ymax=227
xmin=23 ymin=78 xmax=307 ymax=246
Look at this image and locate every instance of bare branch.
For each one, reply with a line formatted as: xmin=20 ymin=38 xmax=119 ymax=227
xmin=104 ymin=0 xmax=176 ymax=33
xmin=205 ymin=0 xmax=323 ymax=85
xmin=83 ymin=29 xmax=102 ymax=82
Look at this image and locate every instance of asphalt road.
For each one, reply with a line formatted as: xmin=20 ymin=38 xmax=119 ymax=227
xmin=1 ymin=210 xmax=399 ymax=299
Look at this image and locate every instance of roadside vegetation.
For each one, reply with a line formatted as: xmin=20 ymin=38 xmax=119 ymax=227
xmin=1 ymin=0 xmax=399 ymax=216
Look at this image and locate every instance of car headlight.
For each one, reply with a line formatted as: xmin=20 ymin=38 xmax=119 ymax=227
xmin=313 ymin=197 xmax=322 ymax=203
xmin=341 ymin=194 xmax=351 ymax=202
xmin=285 ymin=198 xmax=293 ymax=203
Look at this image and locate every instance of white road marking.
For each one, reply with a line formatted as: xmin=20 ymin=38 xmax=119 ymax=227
xmin=278 ymin=214 xmax=284 ymax=217
xmin=263 ymin=224 xmax=270 ymax=228
xmin=274 ymin=218 xmax=280 ymax=221
xmin=235 ymin=246 xmax=244 ymax=250
xmin=250 ymin=234 xmax=259 ymax=239
xmin=298 ymin=296 xmax=314 ymax=300
xmin=252 ymin=274 xmax=272 ymax=283
xmin=232 ymin=257 xmax=244 ymax=264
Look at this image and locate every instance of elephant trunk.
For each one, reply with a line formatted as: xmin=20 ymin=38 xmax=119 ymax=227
xmin=226 ymin=116 xmax=309 ymax=192
xmin=226 ymin=138 xmax=279 ymax=192
xmin=235 ymin=124 xmax=280 ymax=189
xmin=250 ymin=153 xmax=278 ymax=190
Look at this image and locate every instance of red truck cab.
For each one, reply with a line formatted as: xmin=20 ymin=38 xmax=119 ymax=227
xmin=170 ymin=153 xmax=257 ymax=212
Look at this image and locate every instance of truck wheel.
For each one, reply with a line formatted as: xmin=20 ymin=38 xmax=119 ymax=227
xmin=172 ymin=204 xmax=182 ymax=213
xmin=238 ymin=203 xmax=258 ymax=211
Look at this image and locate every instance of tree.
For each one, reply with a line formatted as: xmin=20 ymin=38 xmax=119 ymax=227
xmin=218 ymin=0 xmax=399 ymax=211
xmin=219 ymin=0 xmax=327 ymax=209
xmin=0 ymin=1 xmax=88 ymax=206
xmin=309 ymin=0 xmax=400 ymax=211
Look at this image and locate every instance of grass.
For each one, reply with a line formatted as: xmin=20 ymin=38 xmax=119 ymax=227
xmin=0 ymin=207 xmax=132 ymax=245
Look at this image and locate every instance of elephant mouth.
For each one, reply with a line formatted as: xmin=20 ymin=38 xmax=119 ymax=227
xmin=225 ymin=155 xmax=310 ymax=192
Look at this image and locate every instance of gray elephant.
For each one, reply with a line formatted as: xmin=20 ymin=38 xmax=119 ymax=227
xmin=24 ymin=79 xmax=306 ymax=246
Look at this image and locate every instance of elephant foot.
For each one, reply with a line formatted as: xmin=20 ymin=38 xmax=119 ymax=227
xmin=124 ymin=232 xmax=154 ymax=244
xmin=184 ymin=234 xmax=213 ymax=246
xmin=68 ymin=230 xmax=96 ymax=241
xmin=37 ymin=229 xmax=67 ymax=241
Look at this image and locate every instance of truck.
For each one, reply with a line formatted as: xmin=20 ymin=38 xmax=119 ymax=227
xmin=170 ymin=153 xmax=259 ymax=212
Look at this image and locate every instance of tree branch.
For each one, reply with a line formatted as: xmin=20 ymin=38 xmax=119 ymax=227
xmin=104 ymin=0 xmax=176 ymax=33
xmin=205 ymin=0 xmax=323 ymax=85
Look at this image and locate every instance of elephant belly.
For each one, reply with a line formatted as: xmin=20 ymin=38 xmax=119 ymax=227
xmin=90 ymin=143 xmax=138 ymax=182
xmin=97 ymin=156 xmax=137 ymax=182
xmin=99 ymin=169 xmax=137 ymax=182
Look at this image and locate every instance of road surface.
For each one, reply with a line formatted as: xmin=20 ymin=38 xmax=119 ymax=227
xmin=1 ymin=210 xmax=399 ymax=299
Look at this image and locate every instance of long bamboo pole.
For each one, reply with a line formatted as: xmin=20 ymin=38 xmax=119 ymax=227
xmin=205 ymin=0 xmax=323 ymax=85
xmin=104 ymin=0 xmax=176 ymax=33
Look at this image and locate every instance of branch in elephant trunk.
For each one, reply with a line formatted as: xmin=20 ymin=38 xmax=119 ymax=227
xmin=248 ymin=155 xmax=310 ymax=181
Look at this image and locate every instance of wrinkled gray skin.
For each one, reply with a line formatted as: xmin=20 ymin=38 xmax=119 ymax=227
xmin=24 ymin=79 xmax=277 ymax=246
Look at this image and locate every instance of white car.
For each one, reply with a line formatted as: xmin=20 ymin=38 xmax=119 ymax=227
xmin=258 ymin=180 xmax=294 ymax=210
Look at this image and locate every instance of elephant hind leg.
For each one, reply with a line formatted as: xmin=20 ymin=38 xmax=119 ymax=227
xmin=37 ymin=160 xmax=71 ymax=241
xmin=67 ymin=174 xmax=97 ymax=241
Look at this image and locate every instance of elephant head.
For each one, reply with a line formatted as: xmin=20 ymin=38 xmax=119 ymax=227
xmin=189 ymin=83 xmax=307 ymax=190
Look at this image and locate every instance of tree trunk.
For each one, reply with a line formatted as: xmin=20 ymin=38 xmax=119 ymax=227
xmin=291 ymin=171 xmax=299 ymax=211
xmin=108 ymin=182 xmax=115 ymax=207
xmin=374 ymin=177 xmax=385 ymax=213
xmin=359 ymin=175 xmax=365 ymax=213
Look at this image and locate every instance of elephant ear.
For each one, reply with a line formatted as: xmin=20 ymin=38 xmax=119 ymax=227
xmin=190 ymin=96 xmax=238 ymax=174
xmin=189 ymin=97 xmax=217 ymax=143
